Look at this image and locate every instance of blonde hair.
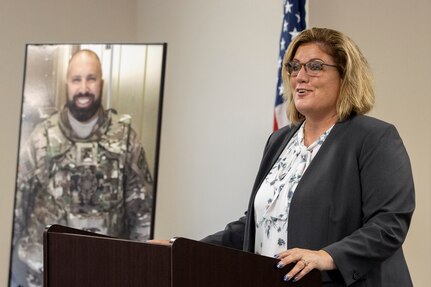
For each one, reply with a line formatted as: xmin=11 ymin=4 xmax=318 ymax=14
xmin=282 ymin=27 xmax=375 ymax=125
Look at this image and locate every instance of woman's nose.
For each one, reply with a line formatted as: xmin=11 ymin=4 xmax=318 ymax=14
xmin=295 ymin=65 xmax=309 ymax=82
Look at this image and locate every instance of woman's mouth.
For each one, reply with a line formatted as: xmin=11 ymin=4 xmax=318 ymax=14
xmin=296 ymin=88 xmax=310 ymax=96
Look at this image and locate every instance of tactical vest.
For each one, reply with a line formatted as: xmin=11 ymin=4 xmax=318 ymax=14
xmin=39 ymin=112 xmax=132 ymax=236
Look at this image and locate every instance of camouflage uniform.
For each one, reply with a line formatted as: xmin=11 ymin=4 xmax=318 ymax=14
xmin=12 ymin=107 xmax=153 ymax=287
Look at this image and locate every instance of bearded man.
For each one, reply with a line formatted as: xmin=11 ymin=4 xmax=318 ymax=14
xmin=11 ymin=49 xmax=153 ymax=287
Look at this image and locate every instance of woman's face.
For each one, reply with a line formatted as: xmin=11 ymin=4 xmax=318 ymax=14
xmin=289 ymin=43 xmax=341 ymax=121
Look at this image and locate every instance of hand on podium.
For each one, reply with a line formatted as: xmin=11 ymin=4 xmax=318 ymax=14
xmin=275 ymin=247 xmax=335 ymax=282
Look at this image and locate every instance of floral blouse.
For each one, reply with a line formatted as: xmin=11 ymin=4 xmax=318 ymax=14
xmin=254 ymin=122 xmax=333 ymax=257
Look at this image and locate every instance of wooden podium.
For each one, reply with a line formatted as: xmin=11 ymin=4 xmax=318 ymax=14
xmin=43 ymin=225 xmax=321 ymax=287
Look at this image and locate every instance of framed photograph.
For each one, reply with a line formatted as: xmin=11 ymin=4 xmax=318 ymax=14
xmin=9 ymin=43 xmax=167 ymax=287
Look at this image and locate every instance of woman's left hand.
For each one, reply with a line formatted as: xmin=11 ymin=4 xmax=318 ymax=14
xmin=275 ymin=248 xmax=336 ymax=282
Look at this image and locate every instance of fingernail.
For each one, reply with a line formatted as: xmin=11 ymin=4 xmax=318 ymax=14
xmin=276 ymin=262 xmax=284 ymax=268
xmin=292 ymin=277 xmax=298 ymax=283
xmin=283 ymin=274 xmax=289 ymax=281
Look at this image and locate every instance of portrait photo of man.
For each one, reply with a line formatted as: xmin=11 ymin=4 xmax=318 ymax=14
xmin=9 ymin=44 xmax=166 ymax=287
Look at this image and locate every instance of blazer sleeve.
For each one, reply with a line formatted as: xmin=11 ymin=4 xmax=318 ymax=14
xmin=323 ymin=124 xmax=415 ymax=286
xmin=200 ymin=214 xmax=247 ymax=250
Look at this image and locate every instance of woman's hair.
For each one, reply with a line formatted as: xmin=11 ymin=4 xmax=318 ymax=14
xmin=282 ymin=27 xmax=375 ymax=125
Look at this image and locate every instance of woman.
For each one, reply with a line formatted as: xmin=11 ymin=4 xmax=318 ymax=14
xmin=202 ymin=27 xmax=415 ymax=286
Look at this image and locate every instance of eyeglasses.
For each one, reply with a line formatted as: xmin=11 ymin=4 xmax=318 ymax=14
xmin=285 ymin=60 xmax=338 ymax=76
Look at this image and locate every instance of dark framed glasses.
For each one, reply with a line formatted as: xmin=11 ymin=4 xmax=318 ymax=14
xmin=285 ymin=60 xmax=338 ymax=76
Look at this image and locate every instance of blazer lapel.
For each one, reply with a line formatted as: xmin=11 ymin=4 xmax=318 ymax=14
xmin=291 ymin=117 xmax=352 ymax=196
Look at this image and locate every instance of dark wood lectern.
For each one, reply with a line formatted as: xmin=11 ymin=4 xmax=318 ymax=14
xmin=43 ymin=225 xmax=321 ymax=287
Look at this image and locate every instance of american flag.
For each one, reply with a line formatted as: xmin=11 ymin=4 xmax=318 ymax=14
xmin=273 ymin=0 xmax=307 ymax=130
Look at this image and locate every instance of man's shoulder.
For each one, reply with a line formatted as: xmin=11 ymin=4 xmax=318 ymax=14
xmin=105 ymin=110 xmax=134 ymax=130
xmin=27 ymin=112 xmax=62 ymax=139
xmin=101 ymin=110 xmax=137 ymax=149
xmin=108 ymin=110 xmax=131 ymax=124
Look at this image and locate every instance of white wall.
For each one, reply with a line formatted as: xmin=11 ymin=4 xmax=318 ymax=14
xmin=0 ymin=0 xmax=429 ymax=286
xmin=137 ymin=0 xmax=280 ymax=240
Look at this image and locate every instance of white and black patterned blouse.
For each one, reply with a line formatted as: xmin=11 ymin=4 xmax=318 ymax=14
xmin=254 ymin=122 xmax=333 ymax=257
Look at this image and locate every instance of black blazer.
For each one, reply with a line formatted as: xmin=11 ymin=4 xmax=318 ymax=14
xmin=202 ymin=114 xmax=415 ymax=286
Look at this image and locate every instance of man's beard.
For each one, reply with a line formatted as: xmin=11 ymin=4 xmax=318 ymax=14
xmin=67 ymin=92 xmax=102 ymax=122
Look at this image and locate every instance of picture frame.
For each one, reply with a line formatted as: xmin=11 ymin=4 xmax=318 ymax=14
xmin=9 ymin=43 xmax=167 ymax=287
